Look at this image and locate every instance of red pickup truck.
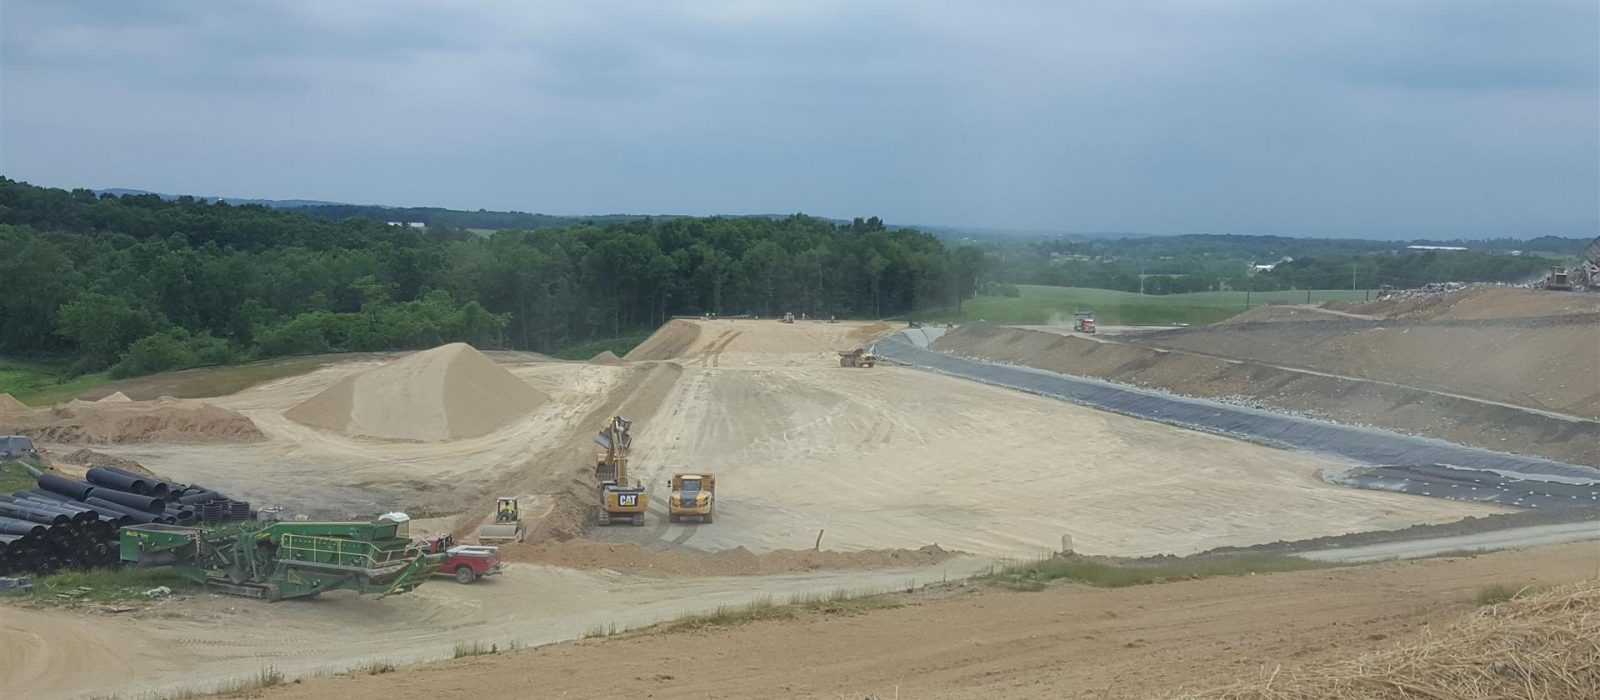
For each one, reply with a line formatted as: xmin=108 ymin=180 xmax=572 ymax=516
xmin=421 ymin=535 xmax=503 ymax=584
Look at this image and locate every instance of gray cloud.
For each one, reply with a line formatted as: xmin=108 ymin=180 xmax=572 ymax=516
xmin=2 ymin=0 xmax=1595 ymax=236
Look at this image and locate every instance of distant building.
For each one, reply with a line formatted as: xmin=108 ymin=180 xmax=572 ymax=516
xmin=386 ymin=221 xmax=426 ymax=229
xmin=1248 ymin=256 xmax=1294 ymax=273
xmin=1406 ymin=245 xmax=1468 ymax=252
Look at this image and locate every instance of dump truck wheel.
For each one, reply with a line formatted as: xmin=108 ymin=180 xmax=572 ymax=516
xmin=703 ymin=513 xmax=713 ymax=524
xmin=632 ymin=513 xmax=645 ymax=526
xmin=669 ymin=513 xmax=679 ymax=523
xmin=455 ymin=566 xmax=476 ymax=584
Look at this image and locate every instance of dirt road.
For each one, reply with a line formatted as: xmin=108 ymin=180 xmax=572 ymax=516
xmin=253 ymin=543 xmax=1600 ymax=700
xmin=1 ymin=558 xmax=990 ymax=700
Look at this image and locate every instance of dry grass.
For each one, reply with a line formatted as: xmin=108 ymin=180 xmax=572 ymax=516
xmin=1188 ymin=578 xmax=1600 ymax=700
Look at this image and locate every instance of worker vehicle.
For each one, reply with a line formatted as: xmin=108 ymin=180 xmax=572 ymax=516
xmin=1073 ymin=311 xmax=1096 ymax=333
xmin=119 ymin=520 xmax=443 ymax=601
xmin=837 ymin=349 xmax=877 ymax=368
xmin=594 ymin=416 xmax=647 ymax=526
xmin=420 ymin=534 xmax=502 ymax=584
xmin=476 ymin=497 xmax=524 ymax=543
xmin=0 ymin=436 xmax=40 ymax=462
xmin=667 ymin=473 xmax=716 ymax=523
xmin=1545 ymin=266 xmax=1573 ymax=291
xmin=781 ymin=312 xmax=795 ymax=323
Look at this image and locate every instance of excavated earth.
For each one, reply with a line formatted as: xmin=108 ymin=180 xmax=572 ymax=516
xmin=7 ymin=310 xmax=1577 ymax=699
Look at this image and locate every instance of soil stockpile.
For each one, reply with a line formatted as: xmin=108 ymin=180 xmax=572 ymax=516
xmin=932 ymin=324 xmax=1599 ymax=467
xmin=51 ymin=448 xmax=159 ymax=478
xmin=589 ymin=350 xmax=623 ymax=365
xmin=0 ymin=397 xmax=263 ymax=443
xmin=96 ymin=391 xmax=132 ymax=403
xmin=503 ymin=539 xmax=954 ymax=576
xmin=286 ymin=342 xmax=548 ymax=441
xmin=624 ymin=320 xmax=702 ymax=361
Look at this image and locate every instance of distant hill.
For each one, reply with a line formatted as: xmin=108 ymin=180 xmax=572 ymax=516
xmin=94 ymin=188 xmax=349 ymax=208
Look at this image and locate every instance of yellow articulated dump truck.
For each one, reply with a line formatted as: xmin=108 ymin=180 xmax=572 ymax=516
xmin=667 ymin=473 xmax=715 ymax=523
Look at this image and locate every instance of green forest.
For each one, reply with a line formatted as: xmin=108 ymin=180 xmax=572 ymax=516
xmin=0 ymin=179 xmax=981 ymax=378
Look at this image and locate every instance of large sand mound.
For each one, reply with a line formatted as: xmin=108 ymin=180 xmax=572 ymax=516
xmin=1222 ymin=305 xmax=1360 ymax=324
xmin=0 ymin=398 xmax=263 ymax=443
xmin=97 ymin=391 xmax=133 ymax=403
xmin=588 ymin=350 xmax=623 ymax=365
xmin=286 ymin=342 xmax=549 ymax=441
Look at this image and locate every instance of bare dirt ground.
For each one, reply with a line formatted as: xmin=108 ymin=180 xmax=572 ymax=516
xmin=3 ymin=558 xmax=990 ymax=700
xmin=3 ymin=316 xmax=1545 ymax=699
xmin=250 ymin=543 xmax=1600 ymax=700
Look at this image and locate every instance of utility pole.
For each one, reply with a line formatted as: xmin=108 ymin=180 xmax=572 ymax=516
xmin=1139 ymin=263 xmax=1145 ymax=295
xmin=1351 ymin=263 xmax=1357 ymax=292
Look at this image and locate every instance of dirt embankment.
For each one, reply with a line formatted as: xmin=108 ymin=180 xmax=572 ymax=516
xmin=504 ymin=540 xmax=954 ymax=576
xmin=933 ymin=324 xmax=1599 ymax=467
xmin=624 ymin=320 xmax=702 ymax=361
xmin=1134 ymin=317 xmax=1600 ymax=419
xmin=0 ymin=395 xmax=263 ymax=444
xmin=254 ymin=544 xmax=1599 ymax=700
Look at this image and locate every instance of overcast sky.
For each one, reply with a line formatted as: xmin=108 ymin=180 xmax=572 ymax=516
xmin=3 ymin=1 xmax=1596 ymax=237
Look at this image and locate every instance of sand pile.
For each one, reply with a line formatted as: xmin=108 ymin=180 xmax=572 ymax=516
xmin=1191 ymin=579 xmax=1600 ymax=699
xmin=624 ymin=320 xmax=702 ymax=361
xmin=53 ymin=448 xmax=159 ymax=478
xmin=0 ymin=393 xmax=31 ymax=414
xmin=96 ymin=391 xmax=133 ymax=403
xmin=503 ymin=539 xmax=954 ymax=576
xmin=287 ymin=342 xmax=549 ymax=441
xmin=589 ymin=350 xmax=623 ymax=365
xmin=0 ymin=398 xmax=263 ymax=443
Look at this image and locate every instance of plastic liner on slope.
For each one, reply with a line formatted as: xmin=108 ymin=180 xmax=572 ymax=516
xmin=874 ymin=330 xmax=1600 ymax=509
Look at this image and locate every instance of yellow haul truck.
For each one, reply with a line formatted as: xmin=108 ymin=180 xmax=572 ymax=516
xmin=667 ymin=473 xmax=716 ymax=523
xmin=594 ymin=415 xmax=647 ymax=526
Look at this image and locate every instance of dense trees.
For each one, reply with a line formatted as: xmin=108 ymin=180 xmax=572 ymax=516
xmin=0 ymin=179 xmax=972 ymax=377
xmin=980 ymin=233 xmax=1571 ymax=295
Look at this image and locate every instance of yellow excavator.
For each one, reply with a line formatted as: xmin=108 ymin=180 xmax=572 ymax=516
xmin=594 ymin=415 xmax=647 ymax=526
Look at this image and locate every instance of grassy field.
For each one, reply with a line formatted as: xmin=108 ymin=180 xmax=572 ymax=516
xmin=549 ymin=335 xmax=650 ymax=361
xmin=0 ymin=355 xmax=339 ymax=407
xmin=0 ymin=460 xmax=41 ymax=493
xmin=917 ymin=285 xmax=1374 ymax=326
xmin=0 ymin=359 xmax=111 ymax=406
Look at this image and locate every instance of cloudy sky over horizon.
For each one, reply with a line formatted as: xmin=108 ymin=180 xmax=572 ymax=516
xmin=3 ymin=1 xmax=1596 ymax=237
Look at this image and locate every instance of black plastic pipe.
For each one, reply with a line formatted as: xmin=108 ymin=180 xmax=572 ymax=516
xmin=85 ymin=467 xmax=159 ymax=496
xmin=37 ymin=473 xmax=96 ymax=501
xmin=84 ymin=497 xmax=163 ymax=524
xmin=86 ymin=488 xmax=165 ymax=514
xmin=0 ymin=502 xmax=74 ymax=526
xmin=0 ymin=516 xmax=50 ymax=537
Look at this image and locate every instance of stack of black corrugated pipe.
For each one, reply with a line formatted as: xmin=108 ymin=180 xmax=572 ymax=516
xmin=0 ymin=466 xmax=251 ymax=577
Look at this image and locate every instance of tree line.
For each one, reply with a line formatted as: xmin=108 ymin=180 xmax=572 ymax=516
xmin=0 ymin=179 xmax=981 ymax=378
xmin=982 ymin=234 xmax=1570 ymax=295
